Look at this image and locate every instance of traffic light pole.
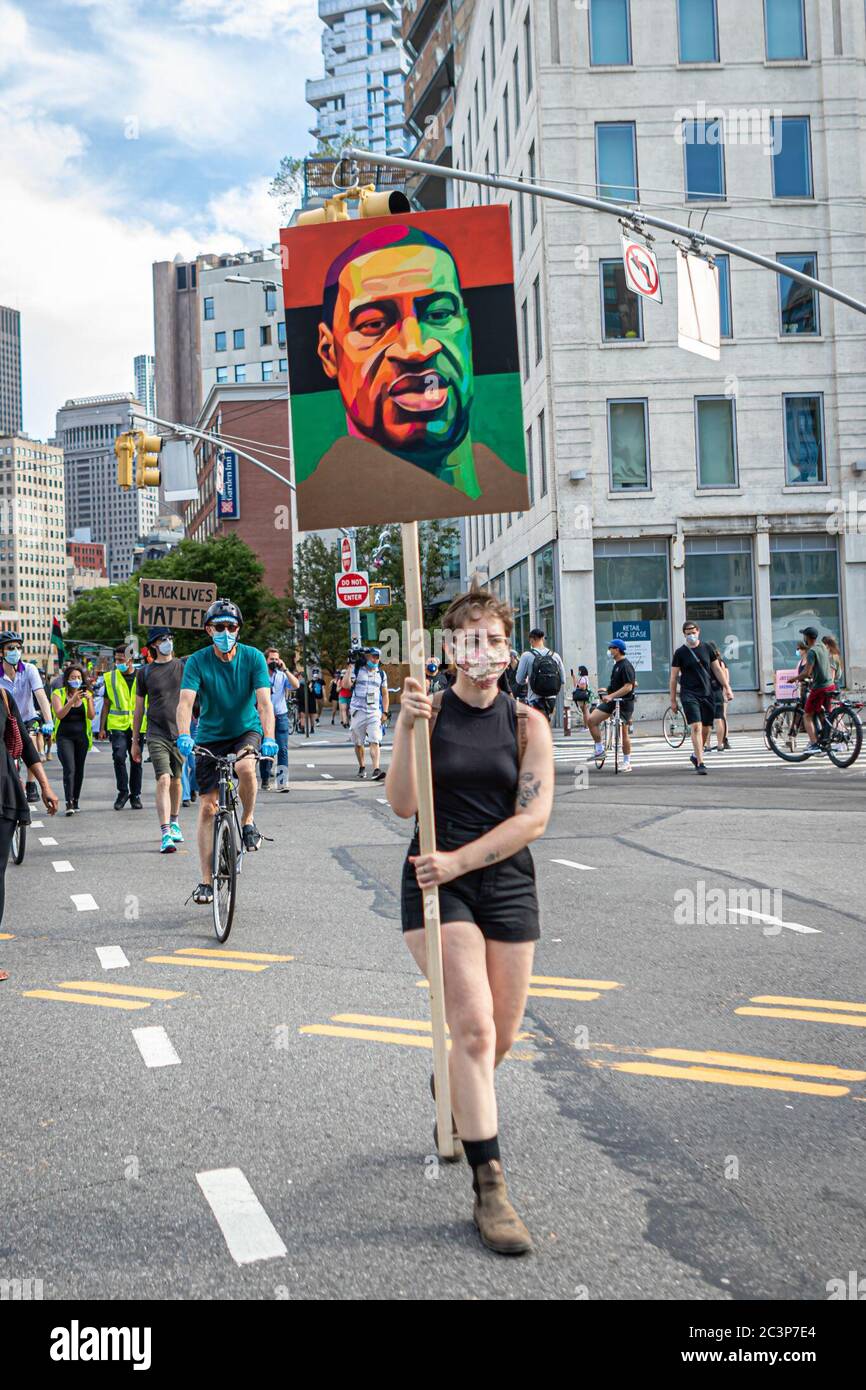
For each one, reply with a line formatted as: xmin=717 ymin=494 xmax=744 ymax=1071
xmin=345 ymin=147 xmax=866 ymax=317
xmin=128 ymin=409 xmax=295 ymax=491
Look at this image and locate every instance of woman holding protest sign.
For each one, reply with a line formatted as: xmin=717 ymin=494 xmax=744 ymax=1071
xmin=386 ymin=586 xmax=554 ymax=1256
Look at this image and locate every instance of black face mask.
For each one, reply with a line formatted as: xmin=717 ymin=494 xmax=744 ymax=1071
xmin=268 ymin=661 xmax=278 ymax=672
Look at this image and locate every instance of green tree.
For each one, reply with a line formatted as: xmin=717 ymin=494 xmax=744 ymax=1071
xmin=270 ymin=137 xmax=355 ymax=221
xmin=64 ymin=582 xmax=140 ymax=650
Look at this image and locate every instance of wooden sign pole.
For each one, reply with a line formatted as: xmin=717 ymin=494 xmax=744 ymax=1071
xmin=400 ymin=521 xmax=454 ymax=1160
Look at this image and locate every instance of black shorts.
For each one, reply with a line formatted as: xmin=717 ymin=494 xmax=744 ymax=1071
xmin=681 ymin=694 xmax=715 ymax=727
xmin=597 ymin=698 xmax=635 ymax=722
xmin=711 ymin=690 xmax=725 ymax=720
xmin=195 ymin=731 xmax=261 ymax=793
xmin=401 ymin=836 xmax=540 ymax=944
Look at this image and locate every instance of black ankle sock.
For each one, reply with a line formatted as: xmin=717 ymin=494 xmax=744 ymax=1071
xmin=463 ymin=1136 xmax=501 ymax=1176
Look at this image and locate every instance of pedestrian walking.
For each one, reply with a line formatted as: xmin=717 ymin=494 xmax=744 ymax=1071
xmin=338 ymin=662 xmax=353 ymax=728
xmin=100 ymin=645 xmax=144 ymax=810
xmin=570 ymin=665 xmax=594 ymax=728
xmin=51 ymin=664 xmax=95 ymax=813
xmin=386 ymin=586 xmax=553 ymax=1254
xmin=514 ymin=628 xmax=565 ymax=721
xmin=132 ymin=627 xmax=186 ymax=854
xmin=262 ymin=647 xmax=298 ymax=791
xmin=349 ymin=647 xmax=389 ymax=780
xmin=669 ymin=621 xmax=734 ymax=775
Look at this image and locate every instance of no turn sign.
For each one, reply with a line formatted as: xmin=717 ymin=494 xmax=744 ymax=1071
xmin=335 ymin=571 xmax=370 ymax=609
xmin=621 ymin=236 xmax=663 ymax=303
xmin=340 ymin=536 xmax=353 ymax=573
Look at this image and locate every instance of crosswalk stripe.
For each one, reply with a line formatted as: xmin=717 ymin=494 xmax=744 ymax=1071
xmin=23 ymin=990 xmax=150 ymax=1011
xmin=71 ymin=894 xmax=98 ymax=912
xmin=52 ymin=860 xmax=74 ymax=873
xmin=39 ymin=837 xmax=58 ymax=846
xmin=750 ymin=994 xmax=866 ymax=1014
xmin=96 ymin=946 xmax=129 ymax=970
xmin=132 ymin=1025 xmax=181 ymax=1068
xmin=196 ymin=1168 xmax=287 ymax=1266
xmin=145 ymin=955 xmax=268 ymax=972
xmin=736 ymin=1005 xmax=866 ymax=1028
xmin=174 ymin=948 xmax=295 ymax=963
xmin=605 ymin=1059 xmax=850 ymax=1097
xmin=551 ymin=858 xmax=596 ymax=871
xmin=59 ymin=980 xmax=185 ymax=1000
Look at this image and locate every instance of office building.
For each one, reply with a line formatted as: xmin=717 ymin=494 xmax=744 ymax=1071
xmin=0 ymin=435 xmax=67 ymax=658
xmin=133 ymin=353 xmax=156 ymax=419
xmin=402 ymin=0 xmax=476 ymax=208
xmin=0 ymin=306 xmax=22 ymax=438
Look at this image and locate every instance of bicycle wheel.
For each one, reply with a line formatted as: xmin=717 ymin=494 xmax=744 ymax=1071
xmin=211 ymin=813 xmax=237 ymax=942
xmin=826 ymin=705 xmax=863 ymax=769
xmin=613 ymin=717 xmax=620 ymax=774
xmin=662 ymin=708 xmax=687 ymax=748
xmin=286 ymin=705 xmax=298 ymax=736
xmin=765 ymin=704 xmax=810 ymax=763
xmin=11 ymin=822 xmax=25 ymax=865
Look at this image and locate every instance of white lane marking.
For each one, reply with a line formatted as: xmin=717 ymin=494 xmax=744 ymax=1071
xmin=728 ymin=907 xmax=821 ymax=936
xmin=551 ymin=858 xmax=597 ymax=872
xmin=376 ymin=797 xmax=388 ymax=804
xmin=30 ymin=820 xmax=44 ymax=828
xmin=196 ymin=1167 xmax=287 ymax=1266
xmin=39 ymin=836 xmax=58 ymax=846
xmin=132 ymin=1025 xmax=181 ymax=1068
xmin=306 ymin=763 xmax=315 ymax=768
xmin=97 ymin=946 xmax=129 ymax=970
xmin=71 ymin=894 xmax=98 ymax=911
xmin=52 ymin=860 xmax=74 ymax=873
xmin=321 ymin=772 xmax=333 ymax=779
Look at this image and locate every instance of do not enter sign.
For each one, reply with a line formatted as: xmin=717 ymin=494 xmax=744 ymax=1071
xmin=335 ymin=571 xmax=369 ymax=609
xmin=621 ymin=236 xmax=663 ymax=304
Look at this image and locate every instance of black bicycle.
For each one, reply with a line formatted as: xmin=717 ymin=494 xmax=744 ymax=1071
xmin=11 ymin=757 xmax=26 ymax=865
xmin=765 ymin=695 xmax=862 ymax=768
xmin=195 ymin=746 xmax=262 ymax=941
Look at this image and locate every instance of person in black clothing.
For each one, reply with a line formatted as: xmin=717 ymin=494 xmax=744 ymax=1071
xmin=0 ymin=686 xmax=58 ymax=973
xmin=51 ymin=663 xmax=95 ymax=813
xmin=586 ymin=638 xmax=637 ymax=771
xmin=387 ymin=587 xmax=554 ymax=1257
xmin=670 ymin=620 xmax=734 ymax=775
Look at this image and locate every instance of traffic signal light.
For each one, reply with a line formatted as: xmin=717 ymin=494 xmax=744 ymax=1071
xmin=296 ymin=195 xmax=351 ymax=227
xmin=134 ymin=432 xmax=162 ymax=488
xmin=358 ymin=187 xmax=411 ymax=218
xmin=114 ymin=433 xmax=134 ymax=489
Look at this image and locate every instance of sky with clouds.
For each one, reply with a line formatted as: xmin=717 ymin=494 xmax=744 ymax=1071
xmin=0 ymin=0 xmax=324 ymax=439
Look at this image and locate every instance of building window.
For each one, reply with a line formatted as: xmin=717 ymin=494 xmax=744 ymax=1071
xmin=509 ymin=559 xmax=530 ymax=653
xmin=765 ymin=0 xmax=806 ymax=59
xmin=601 ymin=260 xmax=643 ymax=340
xmin=233 ymin=328 xmax=245 ymax=350
xmin=685 ymin=536 xmax=756 ymax=688
xmin=503 ymin=89 xmax=510 ymax=159
xmin=521 ymin=300 xmax=529 ymax=378
xmin=532 ymin=276 xmax=543 ymax=363
xmin=262 ymin=361 xmax=274 ymax=381
xmin=717 ymin=254 xmax=733 ymax=337
xmin=678 ymin=0 xmax=718 ymax=61
xmin=608 ymin=399 xmax=650 ymax=490
xmin=533 ymin=544 xmax=556 ymax=643
xmin=778 ymin=253 xmax=819 ymax=334
xmin=265 ymin=288 xmax=277 ymax=313
xmin=770 ymin=534 xmax=839 ymax=669
xmin=481 ymin=51 xmax=487 ymax=113
xmin=526 ymin=423 xmax=534 ymax=506
xmin=696 ymin=397 xmax=738 ymax=487
xmin=596 ymin=123 xmax=638 ymax=202
xmin=234 ymin=364 xmax=246 ymax=383
xmin=215 ymin=331 xmax=227 ymax=352
xmin=176 ymin=265 xmax=187 ymax=290
xmin=683 ymin=119 xmax=725 ymax=200
xmin=490 ymin=15 xmax=496 ymax=73
xmin=518 ymin=182 xmax=526 ymax=254
xmin=538 ymin=409 xmax=548 ymax=496
xmin=216 ymin=367 xmax=228 ymax=384
xmin=277 ymin=321 xmax=287 ymax=348
xmin=772 ymin=117 xmax=813 ymax=197
xmin=523 ymin=9 xmax=533 ymax=94
xmin=784 ymin=394 xmax=825 ymax=484
xmin=590 ymin=0 xmax=632 ymax=65
xmin=473 ymin=82 xmax=479 ymax=143
xmin=513 ymin=52 xmax=521 ymax=128
xmin=278 ymin=358 xmax=287 ymax=373
xmin=260 ymin=325 xmax=272 ymax=346
xmin=203 ymin=297 xmax=215 ymax=320
xmin=594 ymin=538 xmax=670 ymax=692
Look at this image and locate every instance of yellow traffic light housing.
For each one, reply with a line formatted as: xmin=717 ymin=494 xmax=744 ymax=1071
xmin=296 ymin=193 xmax=352 ymax=227
xmin=358 ymin=186 xmax=411 ymax=218
xmin=134 ymin=432 xmax=162 ymax=489
xmin=114 ymin=432 xmax=134 ymax=489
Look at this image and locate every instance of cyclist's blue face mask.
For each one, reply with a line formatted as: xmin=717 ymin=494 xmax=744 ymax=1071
xmin=212 ymin=628 xmax=237 ymax=652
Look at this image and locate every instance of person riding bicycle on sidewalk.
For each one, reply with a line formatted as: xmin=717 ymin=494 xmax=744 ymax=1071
xmin=514 ymin=629 xmax=565 ymax=722
xmin=350 ymin=647 xmax=389 ymax=780
xmin=261 ymin=647 xmax=298 ymax=792
xmin=586 ymin=638 xmax=636 ymax=771
xmin=0 ymin=632 xmax=54 ymax=804
xmin=800 ymin=627 xmax=836 ymax=755
xmin=670 ymin=621 xmax=733 ymax=776
xmin=132 ymin=627 xmax=186 ymax=855
xmin=100 ymin=645 xmax=144 ymax=810
xmin=176 ymin=599 xmax=277 ymax=906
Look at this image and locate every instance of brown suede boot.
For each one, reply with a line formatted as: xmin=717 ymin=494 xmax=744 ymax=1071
xmin=472 ymin=1160 xmax=533 ymax=1255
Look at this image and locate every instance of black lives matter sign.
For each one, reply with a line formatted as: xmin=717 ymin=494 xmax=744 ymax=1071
xmin=138 ymin=579 xmax=218 ymax=630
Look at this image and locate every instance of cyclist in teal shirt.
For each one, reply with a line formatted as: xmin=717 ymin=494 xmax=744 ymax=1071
xmin=177 ymin=600 xmax=277 ymax=906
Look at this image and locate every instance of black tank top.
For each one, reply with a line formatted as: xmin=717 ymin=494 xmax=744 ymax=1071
xmin=429 ymin=687 xmax=518 ymax=842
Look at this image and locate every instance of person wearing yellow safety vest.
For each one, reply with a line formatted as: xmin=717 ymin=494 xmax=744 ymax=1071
xmin=99 ymin=645 xmax=144 ymax=810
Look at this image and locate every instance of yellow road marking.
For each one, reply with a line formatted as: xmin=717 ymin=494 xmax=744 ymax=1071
xmin=24 ymin=990 xmax=150 ymax=1011
xmin=607 ymin=1060 xmax=849 ymax=1097
xmin=750 ymin=994 xmax=866 ymax=1014
xmin=58 ymin=981 xmax=185 ymax=1000
xmin=174 ymin=948 xmax=295 ymax=963
xmin=530 ymin=975 xmax=622 ymax=990
xmin=737 ymin=1006 xmax=866 ymax=1028
xmin=416 ymin=979 xmax=600 ymax=1001
xmin=641 ymin=1047 xmax=866 ymax=1082
xmin=301 ymin=1024 xmax=445 ymax=1049
xmin=0 ymin=932 xmax=14 ymax=940
xmin=332 ymin=1013 xmax=532 ymax=1040
xmin=145 ymin=955 xmax=268 ymax=972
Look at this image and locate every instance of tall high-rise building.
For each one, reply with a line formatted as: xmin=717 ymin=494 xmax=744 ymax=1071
xmin=307 ymin=0 xmax=409 ymax=153
xmin=0 ymin=435 xmax=67 ymax=658
xmin=401 ymin=0 xmax=476 ymax=209
xmin=456 ymin=0 xmax=866 ymax=701
xmin=133 ymin=353 xmax=156 ymax=419
xmin=0 ymin=306 xmax=23 ymax=438
xmin=56 ymin=394 xmax=160 ymax=583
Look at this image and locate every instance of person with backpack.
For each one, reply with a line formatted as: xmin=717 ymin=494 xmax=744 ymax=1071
xmin=514 ymin=629 xmax=565 ymax=722
xmin=570 ymin=665 xmax=594 ymax=728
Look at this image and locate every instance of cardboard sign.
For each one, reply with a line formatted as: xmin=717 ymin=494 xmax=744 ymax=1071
xmin=775 ymin=668 xmax=801 ymax=699
xmin=280 ymin=205 xmax=529 ymax=530
xmin=138 ymin=579 xmax=217 ymax=631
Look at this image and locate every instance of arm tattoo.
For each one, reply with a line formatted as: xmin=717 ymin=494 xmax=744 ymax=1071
xmin=483 ymin=850 xmax=500 ymax=864
xmin=517 ymin=771 xmax=541 ymax=809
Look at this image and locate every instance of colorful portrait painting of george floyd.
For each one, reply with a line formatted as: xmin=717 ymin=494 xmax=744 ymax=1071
xmin=280 ymin=204 xmax=529 ymax=530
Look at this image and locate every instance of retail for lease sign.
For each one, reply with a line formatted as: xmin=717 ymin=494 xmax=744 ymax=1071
xmin=613 ymin=620 xmax=652 ymax=672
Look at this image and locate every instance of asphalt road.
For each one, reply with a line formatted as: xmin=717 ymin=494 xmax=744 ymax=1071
xmin=2 ymin=725 xmax=864 ymax=1301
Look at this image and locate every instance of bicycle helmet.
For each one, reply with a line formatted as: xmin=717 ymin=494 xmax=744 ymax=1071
xmin=0 ymin=630 xmax=22 ymax=646
xmin=204 ymin=599 xmax=243 ymax=627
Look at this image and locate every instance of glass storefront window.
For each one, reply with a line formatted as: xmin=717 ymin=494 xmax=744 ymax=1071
xmin=509 ymin=559 xmax=530 ymax=653
xmin=685 ymin=538 xmax=756 ymax=688
xmin=594 ymin=539 xmax=670 ymax=691
xmin=770 ymin=535 xmax=841 ymax=670
xmin=533 ymin=544 xmax=556 ymax=647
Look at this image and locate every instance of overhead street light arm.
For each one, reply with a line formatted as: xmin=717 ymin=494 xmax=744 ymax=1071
xmin=129 ymin=408 xmax=294 ymax=491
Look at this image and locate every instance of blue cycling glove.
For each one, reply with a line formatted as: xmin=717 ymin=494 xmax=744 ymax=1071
xmin=261 ymin=738 xmax=278 ymax=759
xmin=177 ymin=734 xmax=195 ymax=757
xmin=41 ymin=722 xmax=54 ymax=735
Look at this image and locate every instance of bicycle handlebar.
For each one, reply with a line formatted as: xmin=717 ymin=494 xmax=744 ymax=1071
xmin=193 ymin=745 xmax=261 ymax=764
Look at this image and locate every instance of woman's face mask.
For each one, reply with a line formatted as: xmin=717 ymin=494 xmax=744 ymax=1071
xmin=157 ymin=639 xmax=173 ymax=656
xmin=68 ymin=679 xmax=82 ymax=690
xmin=4 ymin=649 xmax=21 ymax=665
xmin=452 ymin=630 xmax=509 ymax=689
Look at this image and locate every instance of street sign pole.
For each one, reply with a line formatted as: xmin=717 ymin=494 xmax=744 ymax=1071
xmin=300 ymin=608 xmax=310 ymax=739
xmin=341 ymin=529 xmax=362 ymax=650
